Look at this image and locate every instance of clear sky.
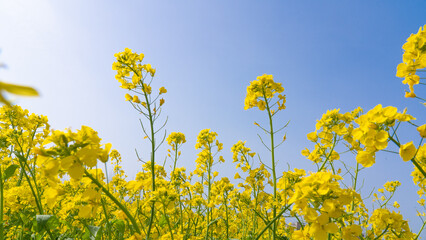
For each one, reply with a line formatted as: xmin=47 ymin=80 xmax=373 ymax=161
xmin=1 ymin=0 xmax=426 ymax=233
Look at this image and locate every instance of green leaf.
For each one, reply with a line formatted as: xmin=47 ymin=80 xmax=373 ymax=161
xmin=114 ymin=219 xmax=125 ymax=235
xmin=88 ymin=225 xmax=100 ymax=239
xmin=36 ymin=215 xmax=52 ymax=232
xmin=94 ymin=227 xmax=103 ymax=240
xmin=159 ymin=214 xmax=167 ymax=228
xmin=46 ymin=215 xmax=60 ymax=230
xmin=3 ymin=164 xmax=19 ymax=180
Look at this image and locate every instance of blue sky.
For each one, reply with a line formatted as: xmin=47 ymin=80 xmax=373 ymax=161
xmin=1 ymin=0 xmax=426 ymax=233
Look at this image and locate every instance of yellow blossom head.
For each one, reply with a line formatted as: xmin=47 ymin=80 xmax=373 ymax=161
xmin=244 ymin=74 xmax=285 ymax=111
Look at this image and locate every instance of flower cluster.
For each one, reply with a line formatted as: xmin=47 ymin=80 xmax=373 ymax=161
xmin=353 ymin=104 xmax=414 ymax=167
xmin=302 ymin=108 xmax=361 ymax=167
xmin=368 ymin=209 xmax=414 ymax=239
xmin=244 ymin=74 xmax=285 ymax=112
xmin=3 ymin=27 xmax=426 ymax=239
xmin=112 ymin=48 xmax=154 ymax=89
xmin=231 ymin=140 xmax=255 ymax=172
xmin=396 ymin=24 xmax=426 ymax=98
xmin=167 ymin=132 xmax=186 ymax=148
xmin=289 ymin=172 xmax=364 ymax=240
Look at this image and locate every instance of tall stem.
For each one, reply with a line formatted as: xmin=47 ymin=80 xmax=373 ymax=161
xmin=142 ymin=87 xmax=157 ymax=240
xmin=0 ymin=166 xmax=4 ymax=240
xmin=17 ymin=158 xmax=43 ymax=214
xmin=205 ymin=145 xmax=212 ymax=240
xmin=255 ymin=205 xmax=292 ymax=240
xmin=264 ymin=92 xmax=277 ymax=240
xmin=224 ymin=192 xmax=229 ymax=240
xmin=84 ymin=169 xmax=141 ymax=234
xmin=351 ymin=162 xmax=360 ymax=213
xmin=162 ymin=203 xmax=174 ymax=240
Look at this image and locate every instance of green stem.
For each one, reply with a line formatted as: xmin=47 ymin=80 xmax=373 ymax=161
xmin=263 ymin=91 xmax=277 ymax=240
xmin=126 ymin=63 xmax=158 ymax=239
xmin=100 ymin=197 xmax=112 ymax=240
xmin=411 ymin=158 xmax=426 ymax=179
xmin=351 ymin=162 xmax=360 ymax=212
xmin=414 ymin=219 xmax=426 ymax=240
xmin=373 ymin=225 xmax=390 ymax=240
xmin=143 ymin=88 xmax=157 ymax=240
xmin=318 ymin=135 xmax=337 ymax=172
xmin=84 ymin=169 xmax=141 ymax=234
xmin=255 ymin=204 xmax=291 ymax=240
xmin=17 ymin=157 xmax=43 ymax=214
xmin=0 ymin=166 xmax=3 ymax=240
xmin=173 ymin=143 xmax=178 ymax=173
xmin=224 ymin=192 xmax=229 ymax=240
xmin=162 ymin=203 xmax=174 ymax=240
xmin=205 ymin=145 xmax=213 ymax=240
xmin=415 ymin=96 xmax=426 ymax=102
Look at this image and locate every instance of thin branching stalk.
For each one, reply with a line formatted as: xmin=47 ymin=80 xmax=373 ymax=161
xmin=84 ymin=169 xmax=142 ymax=234
xmin=263 ymin=90 xmax=277 ymax=239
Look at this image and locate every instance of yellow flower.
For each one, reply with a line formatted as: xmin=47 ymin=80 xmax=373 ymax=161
xmin=244 ymin=74 xmax=284 ymax=110
xmin=159 ymin=87 xmax=167 ymax=94
xmin=99 ymin=143 xmax=112 ymax=163
xmin=399 ymin=141 xmax=416 ymax=161
xmin=393 ymin=201 xmax=400 ymax=208
xmin=356 ymin=150 xmax=375 ymax=167
xmin=132 ymin=95 xmax=141 ymax=103
xmin=417 ymin=124 xmax=426 ymax=138
xmin=144 ymin=64 xmax=156 ymax=77
xmin=132 ymin=74 xmax=141 ymax=84
xmin=125 ymin=93 xmax=132 ymax=101
xmin=405 ymin=91 xmax=416 ymax=98
xmin=384 ymin=181 xmax=401 ymax=192
xmin=307 ymin=132 xmax=318 ymax=142
xmin=44 ymin=187 xmax=59 ymax=208
xmin=68 ymin=163 xmax=85 ymax=180
xmin=167 ymin=132 xmax=186 ymax=147
xmin=142 ymin=83 xmax=152 ymax=94
xmin=76 ymin=146 xmax=99 ymax=168
xmin=257 ymin=100 xmax=266 ymax=110
xmin=0 ymin=81 xmax=38 ymax=105
xmin=342 ymin=225 xmax=362 ymax=240
xmin=78 ymin=205 xmax=93 ymax=219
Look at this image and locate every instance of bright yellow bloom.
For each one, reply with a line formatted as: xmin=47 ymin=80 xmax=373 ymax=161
xmin=78 ymin=205 xmax=93 ymax=219
xmin=144 ymin=63 xmax=156 ymax=77
xmin=307 ymin=132 xmax=318 ymax=142
xmin=342 ymin=225 xmax=362 ymax=240
xmin=195 ymin=129 xmax=218 ymax=149
xmin=167 ymin=132 xmax=186 ymax=147
xmin=396 ymin=25 xmax=426 ymax=98
xmin=132 ymin=95 xmax=141 ymax=103
xmin=142 ymin=83 xmax=152 ymax=94
xmin=393 ymin=201 xmax=400 ymax=208
xmin=159 ymin=86 xmax=167 ymax=94
xmin=244 ymin=74 xmax=284 ymax=110
xmin=417 ymin=124 xmax=426 ymax=138
xmin=356 ymin=150 xmax=375 ymax=167
xmin=399 ymin=141 xmax=416 ymax=161
xmin=0 ymin=81 xmax=38 ymax=105
xmin=383 ymin=181 xmax=401 ymax=192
